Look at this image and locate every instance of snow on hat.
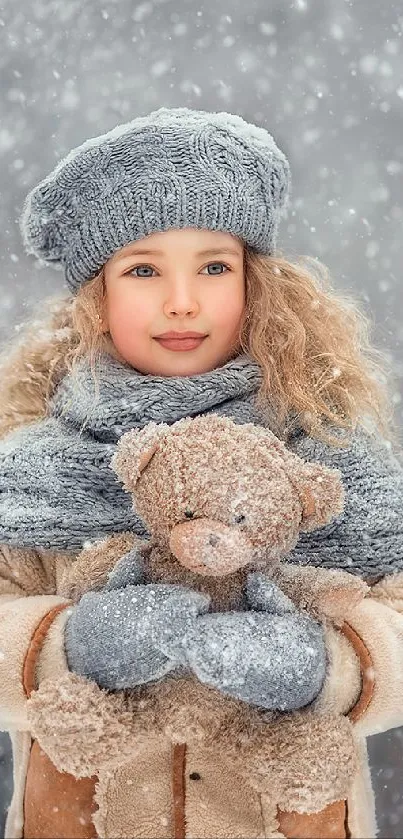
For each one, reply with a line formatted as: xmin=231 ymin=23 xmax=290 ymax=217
xmin=19 ymin=106 xmax=291 ymax=294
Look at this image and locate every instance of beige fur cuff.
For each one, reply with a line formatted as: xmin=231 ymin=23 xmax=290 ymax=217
xmin=347 ymin=597 xmax=403 ymax=736
xmin=0 ymin=594 xmax=71 ymax=730
xmin=312 ymin=622 xmax=361 ymax=716
xmin=36 ymin=607 xmax=73 ymax=687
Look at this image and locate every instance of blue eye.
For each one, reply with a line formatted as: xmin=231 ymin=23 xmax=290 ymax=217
xmin=129 ymin=265 xmax=156 ymax=278
xmin=201 ymin=262 xmax=231 ymax=275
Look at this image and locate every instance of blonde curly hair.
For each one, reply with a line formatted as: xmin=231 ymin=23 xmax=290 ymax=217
xmin=0 ymin=246 xmax=399 ymax=450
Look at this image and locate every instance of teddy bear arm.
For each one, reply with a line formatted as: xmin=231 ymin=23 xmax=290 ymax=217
xmin=270 ymin=562 xmax=369 ymax=623
xmin=58 ymin=532 xmax=143 ymax=601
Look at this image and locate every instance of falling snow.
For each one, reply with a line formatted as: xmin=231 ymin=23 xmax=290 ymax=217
xmin=0 ymin=0 xmax=402 ymax=834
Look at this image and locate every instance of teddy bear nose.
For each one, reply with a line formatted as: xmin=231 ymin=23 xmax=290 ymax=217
xmin=169 ymin=518 xmax=254 ymax=577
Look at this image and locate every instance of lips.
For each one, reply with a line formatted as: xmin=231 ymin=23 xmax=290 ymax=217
xmin=154 ymin=336 xmax=207 ymax=352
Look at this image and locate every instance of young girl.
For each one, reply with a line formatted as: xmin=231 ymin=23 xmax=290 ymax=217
xmin=0 ymin=106 xmax=402 ymax=839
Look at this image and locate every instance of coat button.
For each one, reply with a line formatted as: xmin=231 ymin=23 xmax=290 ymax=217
xmin=189 ymin=772 xmax=202 ymax=781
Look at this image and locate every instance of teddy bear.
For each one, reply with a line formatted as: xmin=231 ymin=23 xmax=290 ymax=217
xmin=28 ymin=414 xmax=369 ymax=830
xmin=61 ymin=413 xmax=366 ymax=618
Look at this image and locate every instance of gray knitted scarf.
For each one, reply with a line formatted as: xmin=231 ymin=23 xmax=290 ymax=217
xmin=1 ymin=349 xmax=402 ymax=580
xmin=0 ymin=351 xmax=276 ymax=551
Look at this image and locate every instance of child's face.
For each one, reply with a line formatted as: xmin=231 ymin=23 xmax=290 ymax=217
xmin=103 ymin=227 xmax=246 ymax=376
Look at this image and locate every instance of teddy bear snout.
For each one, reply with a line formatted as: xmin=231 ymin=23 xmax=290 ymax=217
xmin=169 ymin=518 xmax=255 ymax=577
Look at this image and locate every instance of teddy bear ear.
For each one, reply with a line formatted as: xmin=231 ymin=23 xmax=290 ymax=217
xmin=289 ymin=460 xmax=345 ymax=532
xmin=253 ymin=426 xmax=346 ymax=532
xmin=110 ymin=421 xmax=170 ymax=492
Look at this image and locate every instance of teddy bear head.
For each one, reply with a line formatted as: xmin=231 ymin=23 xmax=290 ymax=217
xmin=110 ymin=414 xmax=345 ymax=578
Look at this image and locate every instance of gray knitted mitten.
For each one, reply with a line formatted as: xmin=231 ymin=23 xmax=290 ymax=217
xmin=181 ymin=572 xmax=327 ymax=711
xmin=64 ymin=579 xmax=210 ymax=690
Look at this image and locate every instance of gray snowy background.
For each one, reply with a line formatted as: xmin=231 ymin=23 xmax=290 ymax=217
xmin=0 ymin=0 xmax=402 ymax=835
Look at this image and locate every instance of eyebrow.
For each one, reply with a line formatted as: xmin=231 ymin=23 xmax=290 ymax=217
xmin=117 ymin=246 xmax=242 ymax=260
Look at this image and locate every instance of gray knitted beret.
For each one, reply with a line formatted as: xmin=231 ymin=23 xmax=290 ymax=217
xmin=19 ymin=106 xmax=291 ymax=293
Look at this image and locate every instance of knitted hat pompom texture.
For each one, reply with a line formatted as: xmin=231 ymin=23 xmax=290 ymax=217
xmin=19 ymin=107 xmax=292 ymax=293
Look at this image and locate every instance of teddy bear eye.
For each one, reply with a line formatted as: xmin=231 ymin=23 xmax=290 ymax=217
xmin=234 ymin=514 xmax=246 ymax=524
xmin=184 ymin=509 xmax=195 ymax=519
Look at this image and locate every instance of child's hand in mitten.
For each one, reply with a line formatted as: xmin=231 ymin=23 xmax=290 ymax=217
xmin=64 ymin=582 xmax=210 ymax=691
xmin=181 ymin=572 xmax=326 ymax=711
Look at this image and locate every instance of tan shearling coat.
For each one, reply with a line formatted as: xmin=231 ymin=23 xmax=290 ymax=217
xmin=2 ymin=535 xmax=403 ymax=838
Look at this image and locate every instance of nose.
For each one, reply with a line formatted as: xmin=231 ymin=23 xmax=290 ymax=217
xmin=163 ymin=276 xmax=200 ymax=317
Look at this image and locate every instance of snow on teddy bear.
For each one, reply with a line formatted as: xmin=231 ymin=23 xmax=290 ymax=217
xmin=27 ymin=414 xmax=370 ymax=828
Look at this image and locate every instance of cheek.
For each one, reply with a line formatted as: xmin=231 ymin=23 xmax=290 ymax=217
xmin=209 ymin=281 xmax=245 ymax=328
xmin=106 ymin=287 xmax=152 ymax=333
